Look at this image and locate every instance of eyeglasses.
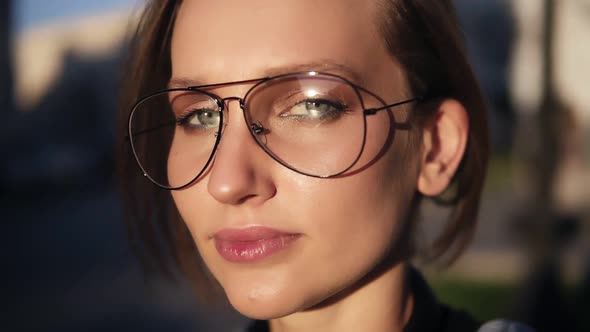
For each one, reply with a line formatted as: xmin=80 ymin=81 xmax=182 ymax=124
xmin=128 ymin=71 xmax=423 ymax=190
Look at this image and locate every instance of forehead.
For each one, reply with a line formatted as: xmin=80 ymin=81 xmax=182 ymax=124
xmin=171 ymin=0 xmax=392 ymax=83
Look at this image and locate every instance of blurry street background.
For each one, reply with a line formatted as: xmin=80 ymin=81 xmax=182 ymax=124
xmin=4 ymin=1 xmax=590 ymax=331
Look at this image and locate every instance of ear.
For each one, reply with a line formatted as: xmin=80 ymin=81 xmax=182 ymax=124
xmin=417 ymin=99 xmax=469 ymax=196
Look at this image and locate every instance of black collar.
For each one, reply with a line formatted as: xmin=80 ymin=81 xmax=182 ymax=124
xmin=404 ymin=267 xmax=480 ymax=332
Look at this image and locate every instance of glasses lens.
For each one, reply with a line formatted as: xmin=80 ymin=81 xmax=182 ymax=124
xmin=129 ymin=90 xmax=221 ymax=188
xmin=244 ymin=73 xmax=366 ymax=177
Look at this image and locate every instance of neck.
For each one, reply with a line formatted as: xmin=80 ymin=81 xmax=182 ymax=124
xmin=268 ymin=263 xmax=413 ymax=332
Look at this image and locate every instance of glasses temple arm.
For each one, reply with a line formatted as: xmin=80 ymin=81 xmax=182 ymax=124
xmin=364 ymin=96 xmax=426 ymax=115
xmin=125 ymin=121 xmax=176 ymax=141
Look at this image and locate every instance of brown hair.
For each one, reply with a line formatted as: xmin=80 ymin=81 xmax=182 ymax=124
xmin=378 ymin=0 xmax=489 ymax=262
xmin=117 ymin=0 xmax=489 ymax=297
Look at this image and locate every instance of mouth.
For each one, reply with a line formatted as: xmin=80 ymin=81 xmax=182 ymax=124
xmin=213 ymin=226 xmax=301 ymax=263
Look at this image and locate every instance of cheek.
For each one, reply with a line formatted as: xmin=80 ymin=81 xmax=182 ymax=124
xmin=274 ymin=133 xmax=418 ymax=304
xmin=167 ymin=131 xmax=218 ymax=188
xmin=170 ymin=182 xmax=211 ymax=246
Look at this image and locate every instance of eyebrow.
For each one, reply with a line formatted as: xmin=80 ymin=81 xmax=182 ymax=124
xmin=168 ymin=60 xmax=365 ymax=88
xmin=265 ymin=61 xmax=364 ymax=84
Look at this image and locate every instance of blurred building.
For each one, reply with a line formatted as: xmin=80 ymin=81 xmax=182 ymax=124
xmin=511 ymin=0 xmax=590 ymax=214
xmin=510 ymin=2 xmax=590 ymax=330
xmin=2 ymin=10 xmax=136 ymax=192
xmin=13 ymin=10 xmax=134 ymax=111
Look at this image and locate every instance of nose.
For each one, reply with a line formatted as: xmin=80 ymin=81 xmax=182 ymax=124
xmin=206 ymin=98 xmax=276 ymax=205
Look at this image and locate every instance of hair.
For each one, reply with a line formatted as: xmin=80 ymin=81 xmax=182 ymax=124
xmin=117 ymin=0 xmax=489 ymax=299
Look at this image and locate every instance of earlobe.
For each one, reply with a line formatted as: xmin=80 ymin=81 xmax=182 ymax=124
xmin=417 ymin=99 xmax=469 ymax=197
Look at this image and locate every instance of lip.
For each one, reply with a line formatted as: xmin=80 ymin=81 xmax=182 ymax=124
xmin=213 ymin=226 xmax=301 ymax=263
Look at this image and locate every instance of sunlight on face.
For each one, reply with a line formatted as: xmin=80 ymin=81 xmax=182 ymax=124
xmin=170 ymin=0 xmax=418 ymax=319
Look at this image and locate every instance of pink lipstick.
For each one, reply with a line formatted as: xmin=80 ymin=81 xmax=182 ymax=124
xmin=213 ymin=227 xmax=300 ymax=263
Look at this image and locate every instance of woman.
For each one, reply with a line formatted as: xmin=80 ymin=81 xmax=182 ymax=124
xmin=119 ymin=0 xmax=526 ymax=331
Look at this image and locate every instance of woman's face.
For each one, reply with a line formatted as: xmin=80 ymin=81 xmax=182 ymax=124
xmin=170 ymin=0 xmax=419 ymax=319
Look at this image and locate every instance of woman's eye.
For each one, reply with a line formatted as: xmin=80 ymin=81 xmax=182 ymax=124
xmin=283 ymin=99 xmax=345 ymax=120
xmin=177 ymin=108 xmax=220 ymax=130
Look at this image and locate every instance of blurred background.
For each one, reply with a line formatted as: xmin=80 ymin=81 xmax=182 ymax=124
xmin=4 ymin=0 xmax=589 ymax=331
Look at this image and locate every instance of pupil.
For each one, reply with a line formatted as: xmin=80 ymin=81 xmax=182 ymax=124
xmin=198 ymin=111 xmax=217 ymax=125
xmin=306 ymin=101 xmax=324 ymax=111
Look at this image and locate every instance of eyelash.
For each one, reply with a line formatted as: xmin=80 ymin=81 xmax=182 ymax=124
xmin=175 ymin=109 xmax=196 ymax=125
xmin=175 ymin=108 xmax=218 ymax=126
xmin=287 ymin=98 xmax=349 ymax=113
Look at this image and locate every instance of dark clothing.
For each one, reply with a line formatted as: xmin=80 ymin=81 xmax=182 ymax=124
xmin=246 ymin=267 xmax=481 ymax=332
xmin=404 ymin=268 xmax=481 ymax=332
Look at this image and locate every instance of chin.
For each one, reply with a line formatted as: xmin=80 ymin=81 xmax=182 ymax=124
xmin=225 ymin=288 xmax=304 ymax=320
xmin=231 ymin=303 xmax=294 ymax=320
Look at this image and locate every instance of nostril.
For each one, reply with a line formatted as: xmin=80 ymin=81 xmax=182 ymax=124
xmin=236 ymin=194 xmax=258 ymax=204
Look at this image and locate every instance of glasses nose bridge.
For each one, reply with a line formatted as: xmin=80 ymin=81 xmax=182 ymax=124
xmin=220 ymin=96 xmax=245 ymax=111
xmin=218 ymin=95 xmax=267 ymax=141
xmin=218 ymin=96 xmax=254 ymax=137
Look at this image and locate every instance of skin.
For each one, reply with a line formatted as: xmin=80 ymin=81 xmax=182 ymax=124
xmin=169 ymin=0 xmax=469 ymax=331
